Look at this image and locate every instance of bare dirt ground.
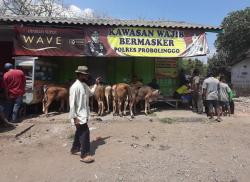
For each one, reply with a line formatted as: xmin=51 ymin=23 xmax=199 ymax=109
xmin=1 ymin=101 xmax=250 ymax=182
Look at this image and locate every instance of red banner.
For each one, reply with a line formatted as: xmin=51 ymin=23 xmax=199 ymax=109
xmin=14 ymin=26 xmax=209 ymax=57
xmin=14 ymin=26 xmax=85 ymax=56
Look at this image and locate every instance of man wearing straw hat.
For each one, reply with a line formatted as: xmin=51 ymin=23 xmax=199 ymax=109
xmin=69 ymin=65 xmax=100 ymax=163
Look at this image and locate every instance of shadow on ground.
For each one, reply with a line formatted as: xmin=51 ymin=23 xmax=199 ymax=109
xmin=0 ymin=125 xmax=16 ymax=133
xmin=90 ymin=136 xmax=111 ymax=155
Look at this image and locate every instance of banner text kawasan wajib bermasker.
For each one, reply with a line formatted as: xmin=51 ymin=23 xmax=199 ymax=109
xmin=14 ymin=26 xmax=209 ymax=57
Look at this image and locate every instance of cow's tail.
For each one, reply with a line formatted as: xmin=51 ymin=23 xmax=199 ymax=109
xmin=42 ymin=85 xmax=48 ymax=113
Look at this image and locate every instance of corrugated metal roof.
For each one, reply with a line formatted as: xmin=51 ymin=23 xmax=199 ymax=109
xmin=0 ymin=15 xmax=222 ymax=31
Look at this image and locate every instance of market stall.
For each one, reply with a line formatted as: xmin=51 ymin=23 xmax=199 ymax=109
xmin=0 ymin=16 xmax=222 ymax=107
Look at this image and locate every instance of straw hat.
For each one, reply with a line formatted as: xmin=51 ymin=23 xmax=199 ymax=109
xmin=75 ymin=66 xmax=89 ymax=75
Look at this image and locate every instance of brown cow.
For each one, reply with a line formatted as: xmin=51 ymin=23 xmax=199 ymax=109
xmin=90 ymin=84 xmax=112 ymax=116
xmin=94 ymin=85 xmax=106 ymax=116
xmin=136 ymin=86 xmax=160 ymax=115
xmin=42 ymin=85 xmax=69 ymax=116
xmin=112 ymin=83 xmax=133 ymax=117
xmin=127 ymin=85 xmax=139 ymax=118
xmin=111 ymin=81 xmax=144 ymax=118
xmin=111 ymin=84 xmax=118 ymax=115
xmin=104 ymin=85 xmax=112 ymax=113
xmin=112 ymin=83 xmax=139 ymax=118
xmin=127 ymin=81 xmax=144 ymax=117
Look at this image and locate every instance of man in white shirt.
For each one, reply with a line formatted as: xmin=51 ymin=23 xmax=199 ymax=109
xmin=69 ymin=66 xmax=100 ymax=163
xmin=202 ymin=72 xmax=221 ymax=122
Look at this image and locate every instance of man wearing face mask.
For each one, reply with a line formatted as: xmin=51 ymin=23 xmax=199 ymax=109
xmin=69 ymin=66 xmax=101 ymax=163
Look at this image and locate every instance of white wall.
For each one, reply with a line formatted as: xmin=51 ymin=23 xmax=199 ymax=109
xmin=231 ymin=58 xmax=250 ymax=95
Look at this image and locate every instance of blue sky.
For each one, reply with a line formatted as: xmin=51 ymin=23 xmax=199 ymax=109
xmin=65 ymin=0 xmax=249 ymax=61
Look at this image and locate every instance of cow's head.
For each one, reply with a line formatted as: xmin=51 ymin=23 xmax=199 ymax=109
xmin=149 ymin=89 xmax=161 ymax=102
xmin=152 ymin=89 xmax=160 ymax=97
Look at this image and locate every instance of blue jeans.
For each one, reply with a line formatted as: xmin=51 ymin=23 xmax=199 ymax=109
xmin=5 ymin=96 xmax=23 ymax=122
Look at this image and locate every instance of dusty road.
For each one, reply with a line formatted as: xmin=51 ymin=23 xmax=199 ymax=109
xmin=0 ymin=106 xmax=250 ymax=182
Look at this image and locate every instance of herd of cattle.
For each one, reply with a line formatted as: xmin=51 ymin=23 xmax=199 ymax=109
xmin=42 ymin=81 xmax=161 ymax=118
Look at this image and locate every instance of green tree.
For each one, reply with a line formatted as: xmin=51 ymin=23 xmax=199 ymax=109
xmin=208 ymin=7 xmax=250 ymax=77
xmin=215 ymin=7 xmax=250 ymax=63
xmin=180 ymin=58 xmax=207 ymax=77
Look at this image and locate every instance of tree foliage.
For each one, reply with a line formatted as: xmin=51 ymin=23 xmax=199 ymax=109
xmin=215 ymin=7 xmax=250 ymax=63
xmin=181 ymin=58 xmax=207 ymax=77
xmin=0 ymin=0 xmax=65 ymax=16
xmin=0 ymin=0 xmax=106 ymax=18
xmin=208 ymin=7 xmax=250 ymax=76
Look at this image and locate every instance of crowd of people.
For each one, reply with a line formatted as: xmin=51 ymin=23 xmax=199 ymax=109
xmin=0 ymin=62 xmax=236 ymax=163
xmin=174 ymin=69 xmax=235 ymax=122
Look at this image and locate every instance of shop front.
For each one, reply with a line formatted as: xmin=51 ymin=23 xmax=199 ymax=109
xmin=0 ymin=16 xmax=222 ymax=105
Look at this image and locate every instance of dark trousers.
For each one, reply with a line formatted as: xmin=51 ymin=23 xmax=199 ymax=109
xmin=5 ymin=96 xmax=23 ymax=122
xmin=204 ymin=100 xmax=209 ymax=116
xmin=230 ymin=101 xmax=235 ymax=114
xmin=71 ymin=123 xmax=90 ymax=157
xmin=173 ymin=91 xmax=181 ymax=99
xmin=196 ymin=95 xmax=203 ymax=114
xmin=192 ymin=93 xmax=197 ymax=111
